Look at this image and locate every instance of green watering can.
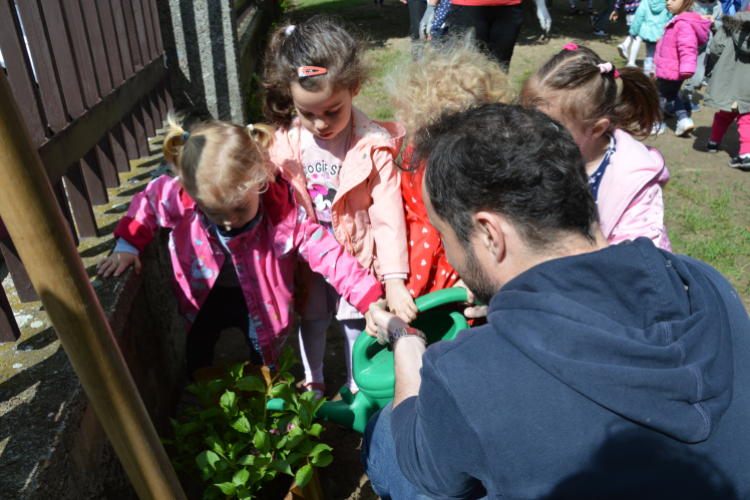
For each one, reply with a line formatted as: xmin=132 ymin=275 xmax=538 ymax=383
xmin=268 ymin=287 xmax=471 ymax=433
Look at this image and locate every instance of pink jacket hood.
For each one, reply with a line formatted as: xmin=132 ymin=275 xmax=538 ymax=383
xmin=655 ymin=12 xmax=712 ymax=80
xmin=270 ymin=107 xmax=409 ymax=277
xmin=113 ymin=173 xmax=383 ymax=364
xmin=598 ymin=129 xmax=672 ymax=251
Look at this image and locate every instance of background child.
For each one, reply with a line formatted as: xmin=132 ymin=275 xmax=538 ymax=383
xmin=628 ymin=0 xmax=674 ymax=72
xmin=612 ymin=0 xmax=643 ymax=62
xmin=386 ymin=38 xmax=513 ymax=300
xmin=262 ymin=16 xmax=414 ymax=397
xmin=522 ymin=44 xmax=672 ymax=251
xmin=703 ymin=10 xmax=750 ymax=168
xmin=655 ymin=0 xmax=711 ymax=136
xmin=678 ymin=0 xmax=722 ymax=111
xmin=97 ymin=116 xmax=382 ymax=380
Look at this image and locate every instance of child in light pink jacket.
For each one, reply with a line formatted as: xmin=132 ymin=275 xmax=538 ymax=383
xmin=522 ymin=44 xmax=672 ymax=251
xmin=97 ymin=116 xmax=382 ymax=379
xmin=655 ymin=0 xmax=712 ymax=136
xmin=262 ymin=17 xmax=413 ymax=397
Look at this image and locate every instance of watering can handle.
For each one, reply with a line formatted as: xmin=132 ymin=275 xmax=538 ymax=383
xmin=413 ymin=287 xmax=469 ymax=313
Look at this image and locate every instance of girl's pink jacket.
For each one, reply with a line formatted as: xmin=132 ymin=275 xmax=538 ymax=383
xmin=655 ymin=12 xmax=712 ymax=80
xmin=270 ymin=107 xmax=409 ymax=279
xmin=112 ymin=173 xmax=383 ymax=364
xmin=599 ymin=129 xmax=672 ymax=251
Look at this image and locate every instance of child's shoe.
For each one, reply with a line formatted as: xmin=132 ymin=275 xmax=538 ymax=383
xmin=618 ymin=42 xmax=629 ymax=59
xmin=652 ymin=122 xmax=666 ymax=136
xmin=626 ymin=62 xmax=638 ymax=68
xmin=688 ymin=102 xmax=700 ymax=112
xmin=706 ymin=141 xmax=721 ymax=153
xmin=675 ymin=117 xmax=694 ymax=137
xmin=594 ymin=28 xmax=608 ymax=36
xmin=728 ymin=155 xmax=750 ymax=170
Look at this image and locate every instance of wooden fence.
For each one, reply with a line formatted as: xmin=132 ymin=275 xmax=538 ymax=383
xmin=0 ymin=0 xmax=171 ymax=342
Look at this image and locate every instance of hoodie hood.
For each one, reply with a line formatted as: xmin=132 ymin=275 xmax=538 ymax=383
xmin=650 ymin=0 xmax=667 ymax=14
xmin=721 ymin=11 xmax=750 ymax=55
xmin=489 ymin=238 xmax=734 ymax=444
xmin=679 ymin=11 xmax=713 ymax=45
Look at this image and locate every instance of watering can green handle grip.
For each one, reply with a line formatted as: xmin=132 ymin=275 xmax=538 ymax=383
xmin=413 ymin=286 xmax=468 ymax=313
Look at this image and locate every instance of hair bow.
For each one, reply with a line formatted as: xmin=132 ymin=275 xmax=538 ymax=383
xmin=563 ymin=43 xmax=579 ymax=51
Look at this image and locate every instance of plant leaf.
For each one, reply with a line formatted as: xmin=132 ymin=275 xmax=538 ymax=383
xmin=196 ymin=450 xmax=221 ymax=471
xmin=280 ymin=371 xmax=295 ymax=384
xmin=205 ymin=434 xmax=225 ymax=455
xmin=200 ymin=408 xmax=222 ymax=421
xmin=207 ymin=379 xmax=229 ymax=394
xmin=285 ymin=426 xmax=306 ymax=450
xmin=299 ymin=399 xmax=314 ymax=429
xmin=254 ymin=429 xmax=271 ymax=455
xmin=295 ymin=463 xmax=313 ymax=488
xmin=309 ymin=443 xmax=332 ymax=456
xmin=311 ymin=449 xmax=333 ymax=468
xmin=235 ymin=375 xmax=266 ymax=393
xmin=232 ymin=468 xmax=250 ymax=487
xmin=230 ymin=442 xmax=249 ymax=461
xmin=229 ymin=414 xmax=253 ymax=434
xmin=270 ymin=383 xmax=297 ymax=406
xmin=308 ymin=423 xmax=324 ymax=438
xmin=269 ymin=459 xmax=293 ymax=476
xmin=286 ymin=452 xmax=304 ymax=467
xmin=300 ymin=391 xmax=317 ymax=403
xmin=220 ymin=391 xmax=239 ymax=418
xmin=203 ymin=484 xmax=220 ymax=499
xmin=214 ymin=482 xmax=237 ymax=495
xmin=236 ymin=454 xmax=256 ymax=466
xmin=236 ymin=486 xmax=253 ymax=499
xmin=227 ymin=362 xmax=244 ymax=382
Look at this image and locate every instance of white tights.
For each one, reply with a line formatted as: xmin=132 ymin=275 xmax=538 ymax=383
xmin=298 ymin=314 xmax=367 ymax=393
xmin=626 ymin=35 xmax=643 ymax=66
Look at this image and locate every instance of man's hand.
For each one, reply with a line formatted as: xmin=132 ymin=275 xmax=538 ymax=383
xmin=385 ymin=279 xmax=419 ymax=323
xmin=453 ymin=279 xmax=489 ymax=319
xmin=97 ymin=252 xmax=141 ymax=278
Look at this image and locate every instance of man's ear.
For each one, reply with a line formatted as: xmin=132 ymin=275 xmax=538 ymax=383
xmin=473 ymin=211 xmax=506 ymax=264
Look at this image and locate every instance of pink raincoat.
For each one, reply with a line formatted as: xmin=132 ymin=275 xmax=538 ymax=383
xmin=655 ymin=12 xmax=712 ymax=80
xmin=598 ymin=129 xmax=672 ymax=250
xmin=270 ymin=107 xmax=409 ymax=279
xmin=113 ymin=173 xmax=383 ymax=364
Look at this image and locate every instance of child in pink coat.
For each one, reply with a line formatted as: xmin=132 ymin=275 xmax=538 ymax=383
xmin=522 ymin=44 xmax=672 ymax=250
xmin=261 ymin=17 xmax=413 ymax=397
xmin=655 ymin=0 xmax=712 ymax=136
xmin=97 ymin=116 xmax=382 ymax=379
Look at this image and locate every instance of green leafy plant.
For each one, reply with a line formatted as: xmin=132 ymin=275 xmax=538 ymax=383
xmin=163 ymin=348 xmax=332 ymax=499
xmin=244 ymin=73 xmax=264 ymax=124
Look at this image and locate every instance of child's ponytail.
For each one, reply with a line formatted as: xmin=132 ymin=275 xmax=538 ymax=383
xmin=246 ymin=123 xmax=275 ymax=152
xmin=163 ymin=111 xmax=189 ymax=164
xmin=613 ymin=67 xmax=662 ymax=139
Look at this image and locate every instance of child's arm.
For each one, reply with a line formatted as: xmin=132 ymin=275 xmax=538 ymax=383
xmin=608 ymin=180 xmax=671 ymax=251
xmin=368 ymin=149 xmax=419 ymax=322
xmin=98 ymin=175 xmax=176 ymax=277
xmin=629 ymin=3 xmax=645 ymax=36
xmin=296 ymin=217 xmax=384 ymax=314
xmin=676 ymin=23 xmax=700 ymax=78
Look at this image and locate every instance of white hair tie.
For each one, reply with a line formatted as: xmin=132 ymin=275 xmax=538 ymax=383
xmin=285 ymin=25 xmax=295 ymax=36
xmin=247 ymin=124 xmax=254 ymax=132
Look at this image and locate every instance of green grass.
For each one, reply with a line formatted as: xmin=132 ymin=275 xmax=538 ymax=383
xmin=665 ymin=174 xmax=750 ymax=293
xmin=374 ymin=106 xmax=394 ymax=120
xmin=290 ymin=0 xmax=365 ymax=14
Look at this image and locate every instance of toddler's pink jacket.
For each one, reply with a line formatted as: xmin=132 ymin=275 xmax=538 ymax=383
xmin=599 ymin=129 xmax=672 ymax=251
xmin=113 ymin=173 xmax=383 ymax=364
xmin=655 ymin=12 xmax=712 ymax=80
xmin=270 ymin=107 xmax=409 ymax=279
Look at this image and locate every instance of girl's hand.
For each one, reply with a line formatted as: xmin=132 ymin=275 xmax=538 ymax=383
xmin=609 ymin=11 xmax=619 ymax=21
xmin=97 ymin=252 xmax=141 ymax=278
xmin=385 ymin=279 xmax=419 ymax=323
xmin=453 ymin=279 xmax=489 ymax=319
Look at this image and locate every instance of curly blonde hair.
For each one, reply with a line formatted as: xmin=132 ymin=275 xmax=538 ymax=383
xmin=162 ymin=112 xmax=276 ymax=208
xmin=385 ymin=38 xmax=514 ymax=136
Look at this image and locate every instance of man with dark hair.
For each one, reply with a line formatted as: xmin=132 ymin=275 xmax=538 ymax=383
xmin=361 ymin=103 xmax=750 ymax=499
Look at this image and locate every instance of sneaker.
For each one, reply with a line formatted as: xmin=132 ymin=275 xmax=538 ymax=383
xmin=688 ymin=102 xmax=700 ymax=112
xmin=652 ymin=122 xmax=666 ymax=136
xmin=618 ymin=43 xmax=629 ymax=60
xmin=663 ymin=101 xmax=676 ymax=117
xmin=728 ymin=156 xmax=750 ymax=169
xmin=594 ymin=28 xmax=608 ymax=36
xmin=569 ymin=5 xmax=580 ymax=14
xmin=706 ymin=141 xmax=721 ymax=153
xmin=675 ymin=117 xmax=695 ymax=137
xmin=626 ymin=62 xmax=638 ymax=68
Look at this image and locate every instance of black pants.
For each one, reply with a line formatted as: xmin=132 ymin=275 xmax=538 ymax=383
xmin=408 ymin=0 xmax=428 ymax=41
xmin=447 ymin=3 xmax=524 ymax=71
xmin=186 ymin=285 xmax=263 ymax=380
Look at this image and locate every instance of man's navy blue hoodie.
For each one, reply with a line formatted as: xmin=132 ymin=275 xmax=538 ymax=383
xmin=391 ymin=238 xmax=750 ymax=499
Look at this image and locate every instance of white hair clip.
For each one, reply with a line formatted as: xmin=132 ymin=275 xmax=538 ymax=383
xmin=247 ymin=124 xmax=254 ymax=132
xmin=550 ymin=122 xmax=559 ymax=131
xmin=285 ymin=25 xmax=295 ymax=36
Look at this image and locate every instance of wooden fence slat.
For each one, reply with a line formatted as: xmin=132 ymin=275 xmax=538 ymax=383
xmin=164 ymin=78 xmax=174 ymax=111
xmin=15 ymin=0 xmax=68 ymax=132
xmin=140 ymin=96 xmax=156 ymax=139
xmin=149 ymin=88 xmax=163 ymax=128
xmin=53 ymin=180 xmax=80 ymax=247
xmin=110 ymin=0 xmax=135 ymax=78
xmin=0 ymin=238 xmax=39 ymax=303
xmin=80 ymin=0 xmax=114 ymax=96
xmin=97 ymin=0 xmax=125 ymax=86
xmin=80 ymin=148 xmax=109 ymax=206
xmin=0 ymin=287 xmax=21 ymax=342
xmin=156 ymin=83 xmax=168 ymax=125
xmin=111 ymin=124 xmax=132 ymax=172
xmin=121 ymin=115 xmax=140 ymax=160
xmin=148 ymin=0 xmax=164 ymax=54
xmin=119 ymin=0 xmax=144 ymax=71
xmin=0 ymin=0 xmax=47 ymax=146
xmin=131 ymin=0 xmax=152 ymax=64
xmin=61 ymin=0 xmax=99 ymax=107
xmin=64 ymin=166 xmax=100 ymax=238
xmin=139 ymin=0 xmax=158 ymax=62
xmin=97 ymin=135 xmax=121 ymax=188
xmin=40 ymin=0 xmax=86 ymax=121
xmin=130 ymin=107 xmax=150 ymax=157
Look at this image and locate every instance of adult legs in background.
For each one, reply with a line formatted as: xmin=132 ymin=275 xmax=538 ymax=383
xmin=186 ymin=285 xmax=261 ymax=380
xmin=448 ymin=4 xmax=524 ymax=71
xmin=593 ymin=0 xmax=617 ymax=32
xmin=408 ymin=0 xmax=428 ymax=41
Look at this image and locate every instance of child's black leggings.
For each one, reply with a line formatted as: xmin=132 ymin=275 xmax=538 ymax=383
xmin=186 ymin=285 xmax=263 ymax=380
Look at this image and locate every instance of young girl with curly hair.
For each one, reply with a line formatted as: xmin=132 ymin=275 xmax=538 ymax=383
xmin=386 ymin=38 xmax=513 ymax=304
xmin=97 ymin=115 xmax=382 ymax=379
xmin=522 ymin=44 xmax=672 ymax=251
xmin=261 ymin=16 xmax=413 ymax=398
